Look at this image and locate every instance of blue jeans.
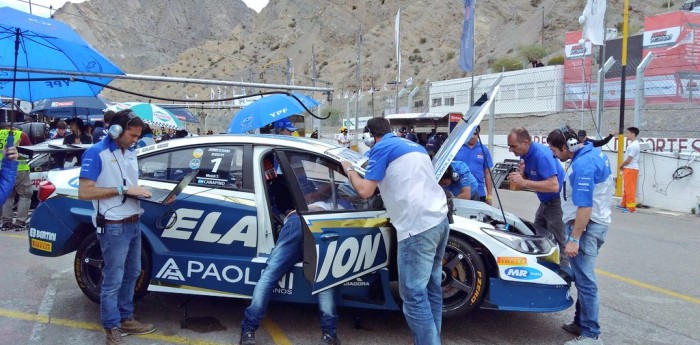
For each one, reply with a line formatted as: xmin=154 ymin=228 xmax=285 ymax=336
xmin=97 ymin=221 xmax=142 ymax=329
xmin=242 ymin=213 xmax=337 ymax=336
xmin=398 ymin=218 xmax=450 ymax=345
xmin=567 ymin=221 xmax=607 ymax=338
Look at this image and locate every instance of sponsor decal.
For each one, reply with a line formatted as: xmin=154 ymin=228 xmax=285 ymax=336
xmin=161 ymin=208 xmax=257 ymax=247
xmin=192 ymin=148 xmax=204 ymax=159
xmin=497 ymin=257 xmax=527 ymax=266
xmin=69 ymin=176 xmax=80 ymax=188
xmin=504 ymin=266 xmax=543 ymax=280
xmin=31 ymin=239 xmax=52 ymax=252
xmin=155 ymin=258 xmax=294 ymax=293
xmin=343 ymin=278 xmax=370 ymax=287
xmin=570 ymin=44 xmax=586 ymax=56
xmin=29 ymin=228 xmax=57 ymax=241
xmin=189 ymin=159 xmax=201 ymax=169
xmin=155 ymin=112 xmax=173 ymax=122
xmin=316 ymin=232 xmax=386 ymax=283
xmin=50 ymin=101 xmax=74 ymax=107
xmin=649 ymin=30 xmax=673 ymax=44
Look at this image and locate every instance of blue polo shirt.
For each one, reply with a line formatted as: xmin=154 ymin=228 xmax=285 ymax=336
xmin=446 ymin=161 xmax=479 ymax=198
xmin=365 ymin=133 xmax=447 ymax=241
xmin=521 ymin=142 xmax=564 ymax=202
xmin=561 ymin=143 xmax=613 ymax=225
xmin=454 ymin=142 xmax=493 ymax=197
xmin=80 ymin=138 xmax=142 ymax=222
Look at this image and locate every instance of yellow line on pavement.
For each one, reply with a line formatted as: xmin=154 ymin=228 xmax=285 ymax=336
xmin=0 ymin=307 xmax=230 ymax=345
xmin=263 ymin=318 xmax=293 ymax=345
xmin=0 ymin=233 xmax=26 ymax=240
xmin=596 ymin=269 xmax=700 ymax=305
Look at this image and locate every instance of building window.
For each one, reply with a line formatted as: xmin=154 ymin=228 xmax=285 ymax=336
xmin=444 ymin=97 xmax=455 ymax=106
xmin=432 ymin=98 xmax=442 ymax=107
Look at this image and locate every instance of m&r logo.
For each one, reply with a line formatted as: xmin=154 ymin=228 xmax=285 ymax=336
xmin=504 ymin=266 xmax=543 ymax=280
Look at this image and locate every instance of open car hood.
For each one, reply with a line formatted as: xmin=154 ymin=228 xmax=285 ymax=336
xmin=431 ymin=87 xmax=499 ymax=181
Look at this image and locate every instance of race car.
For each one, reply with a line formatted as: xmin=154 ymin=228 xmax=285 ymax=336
xmin=27 ymin=96 xmax=572 ymax=318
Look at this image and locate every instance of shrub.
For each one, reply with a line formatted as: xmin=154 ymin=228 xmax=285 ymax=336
xmin=491 ymin=56 xmax=523 ymax=72
xmin=547 ymin=55 xmax=565 ymax=65
xmin=419 ymin=37 xmax=427 ymax=44
xmin=519 ymin=44 xmax=548 ymax=62
xmin=446 ymin=51 xmax=456 ymax=60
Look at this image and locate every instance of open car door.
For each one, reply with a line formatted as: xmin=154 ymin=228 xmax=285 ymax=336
xmin=275 ymin=149 xmax=392 ymax=294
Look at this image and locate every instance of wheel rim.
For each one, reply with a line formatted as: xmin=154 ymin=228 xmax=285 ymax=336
xmin=80 ymin=239 xmax=104 ymax=296
xmin=441 ymin=243 xmax=477 ymax=312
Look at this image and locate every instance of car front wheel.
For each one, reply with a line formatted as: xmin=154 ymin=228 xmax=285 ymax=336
xmin=74 ymin=232 xmax=151 ymax=304
xmin=442 ymin=234 xmax=487 ymax=318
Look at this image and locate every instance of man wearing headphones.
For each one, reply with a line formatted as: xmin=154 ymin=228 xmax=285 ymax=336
xmin=439 ymin=161 xmax=479 ymax=200
xmin=507 ymin=127 xmax=567 ymax=268
xmin=341 ymin=117 xmax=449 ymax=345
xmin=547 ymin=125 xmax=613 ymax=345
xmin=78 ymin=110 xmax=155 ymax=345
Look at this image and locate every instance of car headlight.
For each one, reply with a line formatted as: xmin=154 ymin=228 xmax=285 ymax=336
xmin=482 ymin=228 xmax=553 ymax=255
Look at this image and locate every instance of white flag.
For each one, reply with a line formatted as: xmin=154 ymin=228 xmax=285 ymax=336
xmin=406 ymin=77 xmax=413 ymax=86
xmin=581 ymin=0 xmax=606 ymax=45
xmin=395 ymin=8 xmax=402 ymax=81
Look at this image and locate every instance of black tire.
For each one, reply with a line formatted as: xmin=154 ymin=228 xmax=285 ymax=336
xmin=74 ymin=232 xmax=152 ymax=304
xmin=442 ymin=234 xmax=487 ymax=318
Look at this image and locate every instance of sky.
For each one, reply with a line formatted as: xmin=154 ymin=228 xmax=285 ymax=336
xmin=0 ymin=0 xmax=269 ymax=17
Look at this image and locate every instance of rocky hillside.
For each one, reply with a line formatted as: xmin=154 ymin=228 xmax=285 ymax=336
xmin=54 ymin=0 xmax=668 ymax=103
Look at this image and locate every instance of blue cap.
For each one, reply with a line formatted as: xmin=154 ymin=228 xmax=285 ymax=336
xmin=274 ymin=118 xmax=298 ymax=132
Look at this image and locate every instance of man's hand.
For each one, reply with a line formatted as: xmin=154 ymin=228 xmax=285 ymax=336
xmin=4 ymin=147 xmax=18 ymax=161
xmin=341 ymin=160 xmax=352 ymax=172
xmin=564 ymin=241 xmax=579 ymax=257
xmin=517 ymin=159 xmax=525 ymax=174
xmin=125 ymin=186 xmax=152 ymax=199
xmin=485 ymin=197 xmax=493 ymax=205
xmin=508 ymin=172 xmax=525 ymax=187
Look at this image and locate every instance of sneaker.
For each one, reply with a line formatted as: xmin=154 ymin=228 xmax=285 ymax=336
xmin=620 ymin=208 xmax=635 ymax=213
xmin=239 ymin=330 xmax=256 ymax=345
xmin=562 ymin=322 xmax=581 ymax=336
xmin=564 ymin=335 xmax=603 ymax=345
xmin=320 ymin=333 xmax=340 ymax=345
xmin=13 ymin=221 xmax=27 ymax=231
xmin=615 ymin=205 xmax=625 ymax=210
xmin=1 ymin=223 xmax=12 ymax=231
xmin=105 ymin=328 xmax=125 ymax=345
xmin=120 ymin=318 xmax=155 ymax=336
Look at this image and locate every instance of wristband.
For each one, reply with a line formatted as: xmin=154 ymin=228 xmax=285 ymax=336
xmin=485 ymin=195 xmax=492 ymax=200
xmin=117 ymin=186 xmax=123 ymax=195
xmin=567 ymin=235 xmax=579 ymax=244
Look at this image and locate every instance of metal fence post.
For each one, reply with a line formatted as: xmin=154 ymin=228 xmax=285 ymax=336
xmin=635 ymin=52 xmax=654 ymax=128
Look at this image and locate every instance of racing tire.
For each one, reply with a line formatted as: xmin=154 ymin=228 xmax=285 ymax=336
xmin=74 ymin=232 xmax=152 ymax=304
xmin=441 ymin=234 xmax=487 ymax=318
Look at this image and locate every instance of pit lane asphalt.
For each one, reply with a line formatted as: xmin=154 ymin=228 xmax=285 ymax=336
xmin=1 ymin=190 xmax=698 ymax=345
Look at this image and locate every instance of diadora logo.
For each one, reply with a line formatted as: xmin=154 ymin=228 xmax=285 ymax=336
xmin=316 ymin=232 xmax=387 ymax=283
xmin=156 ymin=258 xmax=185 ymax=281
xmin=162 ymin=208 xmax=257 ymax=247
xmin=504 ymin=266 xmax=543 ymax=280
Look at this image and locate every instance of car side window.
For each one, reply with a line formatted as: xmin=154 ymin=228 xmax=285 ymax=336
xmin=285 ymin=152 xmax=382 ymax=212
xmin=139 ymin=146 xmax=244 ymax=189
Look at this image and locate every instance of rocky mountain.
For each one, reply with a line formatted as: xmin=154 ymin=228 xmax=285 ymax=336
xmin=54 ymin=0 xmax=668 ymax=105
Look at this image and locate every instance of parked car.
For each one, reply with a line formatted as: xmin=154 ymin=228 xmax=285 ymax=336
xmin=17 ymin=139 xmax=91 ymax=208
xmin=27 ymin=96 xmax=572 ymax=318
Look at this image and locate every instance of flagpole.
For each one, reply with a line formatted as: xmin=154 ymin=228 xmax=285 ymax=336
xmin=616 ymin=0 xmax=629 ymax=197
xmin=394 ymin=8 xmax=401 ymax=116
xmin=354 ymin=26 xmax=362 ymax=148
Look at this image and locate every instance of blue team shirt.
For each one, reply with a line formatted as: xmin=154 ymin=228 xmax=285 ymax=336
xmin=521 ymin=142 xmax=564 ymax=202
xmin=365 ymin=133 xmax=428 ymax=181
xmin=447 ymin=161 xmax=479 ymax=198
xmin=454 ymin=142 xmax=493 ymax=197
xmin=569 ymin=143 xmax=612 ymax=208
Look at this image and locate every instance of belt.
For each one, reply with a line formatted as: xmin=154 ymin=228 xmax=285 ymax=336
xmin=104 ymin=214 xmax=140 ymax=224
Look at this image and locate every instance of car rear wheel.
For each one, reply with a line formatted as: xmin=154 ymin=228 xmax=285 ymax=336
xmin=74 ymin=232 xmax=151 ymax=304
xmin=442 ymin=234 xmax=487 ymax=318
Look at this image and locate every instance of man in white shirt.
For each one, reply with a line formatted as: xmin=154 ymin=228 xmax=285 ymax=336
xmin=341 ymin=117 xmax=448 ymax=345
xmin=336 ymin=127 xmax=350 ymax=148
xmin=618 ymin=127 xmax=640 ymax=213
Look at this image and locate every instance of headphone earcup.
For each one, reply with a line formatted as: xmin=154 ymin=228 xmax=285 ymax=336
xmin=363 ymin=132 xmax=375 ymax=147
xmin=108 ymin=124 xmax=123 ymax=139
xmin=567 ymin=137 xmax=580 ymax=152
xmin=452 ymin=172 xmax=460 ymax=181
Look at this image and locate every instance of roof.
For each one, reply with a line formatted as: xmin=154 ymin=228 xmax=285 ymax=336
xmin=385 ymin=112 xmax=447 ymax=120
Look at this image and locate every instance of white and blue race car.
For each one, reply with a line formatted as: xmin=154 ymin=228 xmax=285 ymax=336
xmin=27 ymin=97 xmax=572 ymax=319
